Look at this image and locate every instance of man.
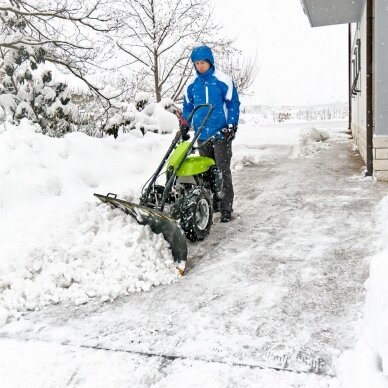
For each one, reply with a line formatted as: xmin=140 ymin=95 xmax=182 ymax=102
xmin=181 ymin=45 xmax=240 ymax=222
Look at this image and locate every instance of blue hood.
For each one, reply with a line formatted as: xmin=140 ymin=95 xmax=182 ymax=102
xmin=190 ymin=45 xmax=214 ymax=66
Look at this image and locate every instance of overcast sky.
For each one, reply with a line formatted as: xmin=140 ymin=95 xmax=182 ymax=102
xmin=212 ymin=0 xmax=349 ymax=106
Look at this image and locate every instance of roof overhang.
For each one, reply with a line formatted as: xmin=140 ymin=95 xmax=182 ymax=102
xmin=300 ymin=0 xmax=364 ymax=27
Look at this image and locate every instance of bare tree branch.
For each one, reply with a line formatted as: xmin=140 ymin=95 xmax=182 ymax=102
xmin=115 ymin=0 xmax=234 ymax=102
xmin=0 ymin=0 xmax=121 ymax=104
xmin=0 ymin=0 xmax=118 ymax=32
xmin=219 ymin=52 xmax=260 ymax=94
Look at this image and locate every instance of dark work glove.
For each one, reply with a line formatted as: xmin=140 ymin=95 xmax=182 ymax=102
xmin=180 ymin=124 xmax=190 ymax=141
xmin=222 ymin=124 xmax=237 ymax=141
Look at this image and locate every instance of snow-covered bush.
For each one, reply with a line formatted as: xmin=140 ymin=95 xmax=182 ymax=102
xmin=105 ymin=95 xmax=180 ymax=138
xmin=0 ymin=29 xmax=76 ymax=136
xmin=68 ymin=92 xmax=107 ymax=138
xmin=0 ymin=0 xmax=119 ymax=136
xmin=0 ymin=9 xmax=74 ymax=134
xmin=135 ymin=92 xmax=150 ymax=112
xmin=0 ymin=60 xmax=76 ymax=136
xmin=0 ymin=94 xmax=18 ymax=122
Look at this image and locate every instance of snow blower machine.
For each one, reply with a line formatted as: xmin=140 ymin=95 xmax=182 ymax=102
xmin=94 ymin=104 xmax=222 ymax=275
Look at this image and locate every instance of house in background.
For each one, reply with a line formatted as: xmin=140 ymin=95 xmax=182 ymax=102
xmin=300 ymin=0 xmax=388 ymax=181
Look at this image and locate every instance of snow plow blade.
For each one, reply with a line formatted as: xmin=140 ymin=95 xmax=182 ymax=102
xmin=94 ymin=193 xmax=187 ymax=271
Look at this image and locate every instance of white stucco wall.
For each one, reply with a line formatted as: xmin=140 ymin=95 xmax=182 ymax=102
xmin=374 ymin=0 xmax=388 ymax=136
xmin=373 ymin=0 xmax=388 ymax=180
xmin=351 ymin=2 xmax=368 ymax=162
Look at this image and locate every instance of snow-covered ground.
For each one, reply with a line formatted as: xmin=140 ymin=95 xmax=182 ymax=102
xmin=339 ymin=195 xmax=388 ymax=387
xmin=0 ymin=117 xmax=388 ymax=386
xmin=0 ymin=118 xmax=329 ymax=324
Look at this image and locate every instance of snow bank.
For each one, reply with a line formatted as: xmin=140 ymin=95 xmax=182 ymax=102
xmin=0 ymin=118 xmax=171 ymax=209
xmin=298 ymin=127 xmax=330 ymax=157
xmin=239 ymin=113 xmax=273 ymax=125
xmin=0 ymin=120 xmax=178 ymax=326
xmin=106 ymin=100 xmax=179 ymax=136
xmin=339 ymin=196 xmax=388 ymax=387
xmin=232 ymin=122 xmax=331 ymax=169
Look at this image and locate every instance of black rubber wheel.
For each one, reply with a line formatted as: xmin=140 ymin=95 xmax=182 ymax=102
xmin=180 ymin=187 xmax=213 ymax=242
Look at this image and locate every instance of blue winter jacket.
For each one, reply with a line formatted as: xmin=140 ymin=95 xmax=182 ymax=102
xmin=183 ymin=46 xmax=240 ymax=141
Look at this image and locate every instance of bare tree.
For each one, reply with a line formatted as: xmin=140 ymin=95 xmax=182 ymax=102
xmin=219 ymin=53 xmax=259 ymax=94
xmin=0 ymin=0 xmax=121 ymax=115
xmin=116 ymin=0 xmax=234 ymax=102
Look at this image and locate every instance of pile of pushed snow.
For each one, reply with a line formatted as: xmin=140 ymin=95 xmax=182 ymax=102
xmin=298 ymin=127 xmax=330 ymax=157
xmin=0 ymin=203 xmax=178 ymax=326
xmin=0 ymin=120 xmax=178 ymax=327
xmin=340 ymin=196 xmax=388 ymax=387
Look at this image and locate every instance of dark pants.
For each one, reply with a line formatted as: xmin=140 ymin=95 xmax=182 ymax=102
xmin=198 ymin=137 xmax=234 ymax=213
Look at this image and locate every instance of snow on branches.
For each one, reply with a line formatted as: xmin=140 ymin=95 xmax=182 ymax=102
xmin=0 ymin=0 xmax=120 ymax=120
xmin=0 ymin=64 xmax=75 ymax=136
xmin=116 ymin=0 xmax=234 ymax=102
xmin=0 ymin=0 xmax=240 ymax=136
xmin=105 ymin=94 xmax=180 ymax=138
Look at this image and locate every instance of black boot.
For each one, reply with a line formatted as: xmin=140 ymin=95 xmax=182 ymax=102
xmin=220 ymin=211 xmax=232 ymax=223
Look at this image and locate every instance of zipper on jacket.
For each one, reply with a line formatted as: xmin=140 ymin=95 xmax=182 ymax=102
xmin=205 ymin=85 xmax=209 ymax=104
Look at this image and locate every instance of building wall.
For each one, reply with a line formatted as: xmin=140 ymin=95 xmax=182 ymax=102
xmin=373 ymin=136 xmax=388 ymax=180
xmin=374 ymin=0 xmax=388 ymax=136
xmin=373 ymin=0 xmax=388 ymax=180
xmin=350 ymin=2 xmax=367 ymax=163
xmin=350 ymin=1 xmax=388 ymax=181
